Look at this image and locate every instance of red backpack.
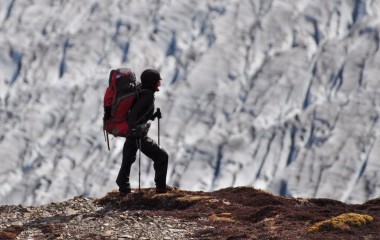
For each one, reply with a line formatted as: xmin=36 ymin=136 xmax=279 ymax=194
xmin=103 ymin=68 xmax=139 ymax=150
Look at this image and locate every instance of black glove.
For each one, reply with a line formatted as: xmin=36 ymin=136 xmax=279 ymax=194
xmin=130 ymin=127 xmax=142 ymax=138
xmin=151 ymin=108 xmax=162 ymax=120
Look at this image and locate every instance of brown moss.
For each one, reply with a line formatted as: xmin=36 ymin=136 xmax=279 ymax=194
xmin=364 ymin=197 xmax=380 ymax=205
xmin=0 ymin=231 xmax=18 ymax=240
xmin=0 ymin=226 xmax=24 ymax=240
xmin=308 ymin=213 xmax=374 ymax=233
xmin=95 ymin=187 xmax=380 ymax=239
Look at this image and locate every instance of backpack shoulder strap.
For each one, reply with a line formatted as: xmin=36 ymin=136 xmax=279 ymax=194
xmin=134 ymin=89 xmax=154 ymax=124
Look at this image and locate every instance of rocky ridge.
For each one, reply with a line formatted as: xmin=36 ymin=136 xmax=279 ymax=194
xmin=0 ymin=193 xmax=207 ymax=240
xmin=1 ymin=187 xmax=379 ymax=240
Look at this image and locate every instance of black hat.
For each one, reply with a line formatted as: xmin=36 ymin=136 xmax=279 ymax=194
xmin=141 ymin=69 xmax=161 ymax=90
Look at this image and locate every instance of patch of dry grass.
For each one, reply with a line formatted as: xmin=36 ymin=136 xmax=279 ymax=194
xmin=308 ymin=213 xmax=374 ymax=232
xmin=209 ymin=213 xmax=236 ymax=222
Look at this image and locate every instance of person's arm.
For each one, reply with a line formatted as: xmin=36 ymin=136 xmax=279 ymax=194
xmin=128 ymin=92 xmax=154 ymax=130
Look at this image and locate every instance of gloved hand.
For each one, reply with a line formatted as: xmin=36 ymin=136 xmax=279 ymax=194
xmin=156 ymin=109 xmax=162 ymax=119
xmin=130 ymin=127 xmax=143 ymax=138
xmin=151 ymin=108 xmax=162 ymax=120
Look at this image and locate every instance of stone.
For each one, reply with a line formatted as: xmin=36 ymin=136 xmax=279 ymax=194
xmin=101 ymin=230 xmax=114 ymax=237
xmin=119 ymin=235 xmax=134 ymax=239
xmin=83 ymin=217 xmax=95 ymax=221
xmin=66 ymin=208 xmax=77 ymax=216
xmin=73 ymin=214 xmax=83 ymax=222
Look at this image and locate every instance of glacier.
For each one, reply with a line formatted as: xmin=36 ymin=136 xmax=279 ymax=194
xmin=1 ymin=0 xmax=380 ymax=205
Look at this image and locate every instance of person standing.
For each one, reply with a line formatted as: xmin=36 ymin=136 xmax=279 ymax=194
xmin=116 ymin=69 xmax=171 ymax=196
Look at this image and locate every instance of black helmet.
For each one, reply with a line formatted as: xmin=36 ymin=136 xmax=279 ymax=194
xmin=141 ymin=69 xmax=161 ymax=90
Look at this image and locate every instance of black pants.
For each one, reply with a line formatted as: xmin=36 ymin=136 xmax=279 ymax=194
xmin=116 ymin=135 xmax=168 ymax=191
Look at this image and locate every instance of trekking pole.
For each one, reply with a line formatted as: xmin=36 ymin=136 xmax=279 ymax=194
xmin=157 ymin=108 xmax=161 ymax=146
xmin=103 ymin=121 xmax=110 ymax=151
xmin=106 ymin=132 xmax=110 ymax=151
xmin=138 ymin=137 xmax=142 ymax=193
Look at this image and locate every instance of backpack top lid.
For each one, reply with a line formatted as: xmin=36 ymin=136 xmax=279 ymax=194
xmin=118 ymin=68 xmax=132 ymax=74
xmin=109 ymin=68 xmax=136 ymax=88
xmin=117 ymin=68 xmax=136 ymax=80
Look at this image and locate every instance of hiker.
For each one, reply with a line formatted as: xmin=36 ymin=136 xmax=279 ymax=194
xmin=116 ymin=69 xmax=171 ymax=196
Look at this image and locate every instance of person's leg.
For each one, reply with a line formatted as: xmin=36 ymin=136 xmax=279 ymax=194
xmin=140 ymin=136 xmax=169 ymax=189
xmin=116 ymin=137 xmax=137 ymax=193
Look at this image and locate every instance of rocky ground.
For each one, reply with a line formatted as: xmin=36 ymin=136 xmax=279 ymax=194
xmin=0 ymin=187 xmax=379 ymax=239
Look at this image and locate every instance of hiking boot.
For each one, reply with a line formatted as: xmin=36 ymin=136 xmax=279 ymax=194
xmin=119 ymin=184 xmax=131 ymax=197
xmin=119 ymin=189 xmax=131 ymax=197
xmin=156 ymin=185 xmax=175 ymax=194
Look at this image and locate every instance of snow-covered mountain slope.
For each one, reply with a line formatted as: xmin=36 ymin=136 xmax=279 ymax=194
xmin=1 ymin=0 xmax=380 ymax=205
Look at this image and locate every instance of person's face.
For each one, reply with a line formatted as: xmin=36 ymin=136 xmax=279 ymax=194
xmin=156 ymin=78 xmax=162 ymax=91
